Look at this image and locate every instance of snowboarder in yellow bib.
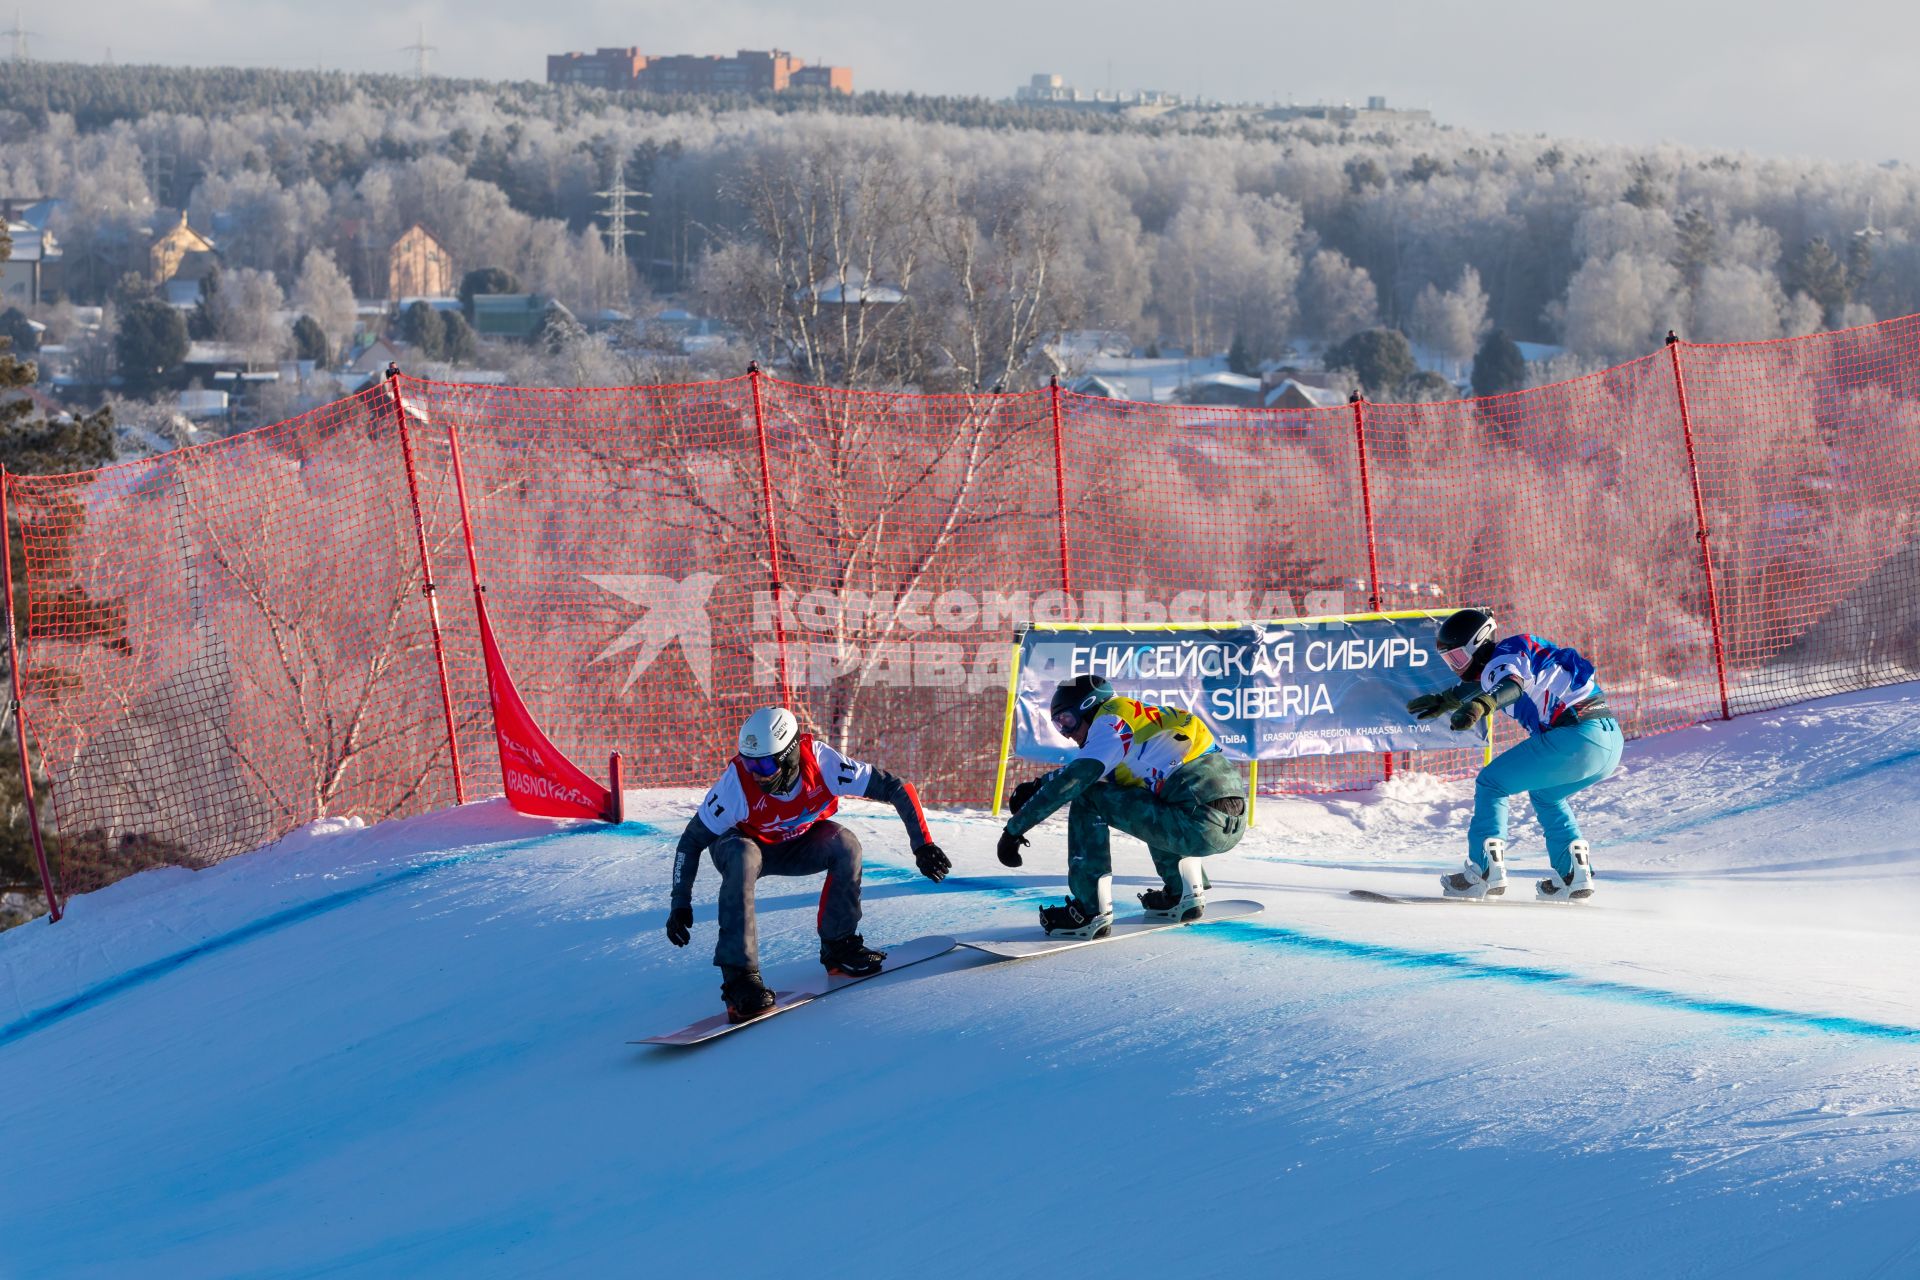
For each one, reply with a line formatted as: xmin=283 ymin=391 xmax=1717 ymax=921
xmin=998 ymin=675 xmax=1249 ymax=938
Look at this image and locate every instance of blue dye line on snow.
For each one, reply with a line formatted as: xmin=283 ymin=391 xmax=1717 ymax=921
xmin=1201 ymin=919 xmax=1920 ymax=1043
xmin=864 ymin=864 xmax=1920 ymax=1043
xmin=9 ymin=821 xmax=1914 ymax=1051
xmin=0 ymin=821 xmax=653 ymax=1050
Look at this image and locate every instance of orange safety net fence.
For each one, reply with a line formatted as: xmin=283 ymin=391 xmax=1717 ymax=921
xmin=9 ymin=316 xmax=1919 ymax=899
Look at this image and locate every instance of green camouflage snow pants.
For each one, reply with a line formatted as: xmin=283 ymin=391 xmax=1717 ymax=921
xmin=1065 ymin=752 xmax=1248 ymax=908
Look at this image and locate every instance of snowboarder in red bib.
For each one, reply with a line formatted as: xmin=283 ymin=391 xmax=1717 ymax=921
xmin=664 ymin=707 xmax=952 ymax=1023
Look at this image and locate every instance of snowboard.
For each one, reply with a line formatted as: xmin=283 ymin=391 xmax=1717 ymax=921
xmin=634 ymin=935 xmax=957 ymax=1047
xmin=1348 ymin=888 xmax=1590 ymax=908
xmin=957 ymin=899 xmax=1264 ymax=960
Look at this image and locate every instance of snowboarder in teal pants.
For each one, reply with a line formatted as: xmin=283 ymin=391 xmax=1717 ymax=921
xmin=1406 ymin=609 xmax=1624 ymax=901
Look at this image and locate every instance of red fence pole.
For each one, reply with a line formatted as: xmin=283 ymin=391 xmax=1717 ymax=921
xmin=1 ymin=468 xmax=60 ymax=922
xmin=384 ymin=365 xmax=467 ymax=804
xmin=1050 ymin=376 xmax=1073 ymax=593
xmin=1348 ymin=392 xmax=1384 ymax=614
xmin=1665 ymin=333 xmax=1733 ymax=721
xmin=1348 ymin=391 xmax=1393 ymax=781
xmin=747 ymin=363 xmax=794 ymax=706
xmin=442 ymin=408 xmax=485 ymax=599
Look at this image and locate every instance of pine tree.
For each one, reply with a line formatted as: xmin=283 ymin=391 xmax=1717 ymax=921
xmin=1623 ymin=160 xmax=1663 ymax=210
xmin=1471 ymin=330 xmax=1527 ymax=397
xmin=401 ymin=301 xmax=447 ymax=359
xmin=1787 ymin=238 xmax=1850 ymax=327
xmin=1325 ymin=328 xmax=1415 ymax=399
xmin=116 ymin=299 xmax=191 ymax=393
xmin=292 ymin=314 xmax=330 ymax=364
xmin=1673 ymin=208 xmax=1717 ymax=290
xmin=1227 ymin=332 xmax=1255 ymax=376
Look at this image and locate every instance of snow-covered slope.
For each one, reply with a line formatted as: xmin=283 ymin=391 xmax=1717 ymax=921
xmin=4 ymin=687 xmax=1919 ymax=1278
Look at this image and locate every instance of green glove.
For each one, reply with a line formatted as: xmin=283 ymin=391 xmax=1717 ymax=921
xmin=1406 ymin=690 xmax=1460 ymax=721
xmin=1449 ymin=693 xmax=1496 ymax=732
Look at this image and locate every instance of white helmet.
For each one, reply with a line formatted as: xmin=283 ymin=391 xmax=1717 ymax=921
xmin=738 ymin=706 xmax=799 ymax=760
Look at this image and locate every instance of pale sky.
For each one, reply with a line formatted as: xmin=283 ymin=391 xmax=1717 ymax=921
xmin=39 ymin=0 xmax=1916 ymax=166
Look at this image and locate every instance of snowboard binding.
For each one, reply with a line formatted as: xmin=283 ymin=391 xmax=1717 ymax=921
xmin=1139 ymin=857 xmax=1209 ymax=921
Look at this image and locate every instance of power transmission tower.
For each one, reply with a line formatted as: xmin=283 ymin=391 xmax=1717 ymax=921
xmin=142 ymin=142 xmax=176 ymax=206
xmin=597 ymin=158 xmax=649 ymax=266
xmin=400 ymin=23 xmax=435 ymax=79
xmin=6 ymin=10 xmax=37 ymax=62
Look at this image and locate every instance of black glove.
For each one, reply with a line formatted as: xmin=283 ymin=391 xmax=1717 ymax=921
xmin=1406 ymin=690 xmax=1458 ymax=721
xmin=1449 ymin=693 xmax=1496 ymax=732
xmin=914 ymin=841 xmax=951 ymax=883
xmin=665 ymin=905 xmax=693 ymax=947
xmin=996 ymin=829 xmax=1029 ymax=868
xmin=1008 ymin=776 xmax=1046 ymax=815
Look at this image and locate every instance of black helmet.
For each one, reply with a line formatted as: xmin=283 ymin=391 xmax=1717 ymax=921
xmin=1435 ymin=608 xmax=1497 ymax=677
xmin=1049 ymin=674 xmax=1115 ymax=734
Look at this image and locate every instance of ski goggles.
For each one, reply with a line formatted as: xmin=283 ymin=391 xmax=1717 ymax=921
xmin=1440 ymin=644 xmax=1478 ymax=674
xmin=737 ymin=749 xmax=790 ymax=777
xmin=1051 ymin=708 xmax=1087 ymax=736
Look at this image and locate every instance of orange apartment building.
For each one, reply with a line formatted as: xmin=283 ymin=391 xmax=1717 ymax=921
xmin=546 ymin=47 xmax=852 ymax=95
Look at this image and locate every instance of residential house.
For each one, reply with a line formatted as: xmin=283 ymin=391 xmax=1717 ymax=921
xmin=794 ymin=267 xmax=906 ymax=307
xmin=1264 ymin=378 xmax=1350 ymax=411
xmin=149 ymin=212 xmax=220 ymax=303
xmin=181 ymin=342 xmax=254 ymax=382
xmin=472 ymin=293 xmax=567 ymax=341
xmin=1178 ymin=370 xmax=1265 ymax=407
xmin=388 ymin=225 xmax=454 ymax=301
xmin=1075 ymin=351 xmax=1230 ymax=404
xmin=642 ymin=307 xmax=735 ymax=354
xmin=1064 ymin=374 xmax=1128 ymax=399
xmin=341 ymin=336 xmax=403 ymax=378
xmin=0 ymin=219 xmax=60 ymax=306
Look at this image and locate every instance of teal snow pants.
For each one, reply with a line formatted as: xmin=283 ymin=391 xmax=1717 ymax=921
xmin=1466 ymin=717 xmax=1623 ymax=878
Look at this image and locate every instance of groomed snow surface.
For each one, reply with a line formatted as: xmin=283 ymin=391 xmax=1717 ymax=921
xmin=4 ymin=686 xmax=1919 ymax=1278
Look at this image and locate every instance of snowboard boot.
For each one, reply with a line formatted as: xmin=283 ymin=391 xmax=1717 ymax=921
xmin=719 ymin=966 xmax=777 ymax=1024
xmin=819 ymin=933 xmax=887 ymax=977
xmin=1441 ymin=838 xmax=1508 ymax=899
xmin=1038 ymin=896 xmax=1113 ymax=939
xmin=1536 ymin=840 xmax=1596 ymax=901
xmin=1139 ymin=857 xmax=1208 ymax=921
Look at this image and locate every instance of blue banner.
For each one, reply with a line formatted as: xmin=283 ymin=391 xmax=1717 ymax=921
xmin=1011 ymin=615 xmax=1484 ymax=764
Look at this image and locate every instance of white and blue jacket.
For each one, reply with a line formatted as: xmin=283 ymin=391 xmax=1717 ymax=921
xmin=1480 ymin=635 xmax=1604 ymax=736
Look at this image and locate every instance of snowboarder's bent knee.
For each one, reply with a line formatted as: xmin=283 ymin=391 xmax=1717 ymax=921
xmin=663 ymin=706 xmax=949 ymax=1023
xmin=1407 ymin=609 xmax=1622 ymax=903
xmin=1005 ymin=675 xmax=1248 ymax=934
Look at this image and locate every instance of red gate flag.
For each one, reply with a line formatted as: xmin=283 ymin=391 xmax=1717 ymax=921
xmin=476 ymin=591 xmax=616 ymax=821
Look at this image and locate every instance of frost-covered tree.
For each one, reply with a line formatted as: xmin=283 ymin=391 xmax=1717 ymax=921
xmin=1297 ymin=248 xmax=1379 ymax=345
xmin=209 ymin=267 xmax=291 ymax=366
xmin=294 ymin=249 xmax=358 ymax=362
xmin=1552 ymin=252 xmax=1682 ymax=363
xmin=1690 ymin=264 xmax=1786 ymax=342
xmin=1150 ymin=191 xmax=1301 ymax=359
xmin=1409 ymin=265 xmax=1490 ymax=364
